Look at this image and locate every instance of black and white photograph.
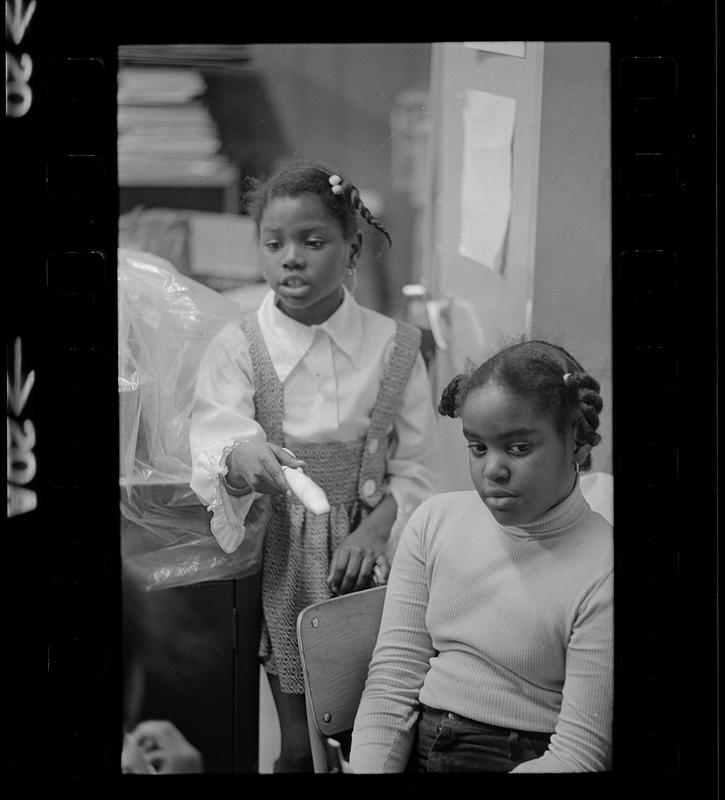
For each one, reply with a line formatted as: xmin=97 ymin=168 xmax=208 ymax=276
xmin=117 ymin=42 xmax=613 ymax=775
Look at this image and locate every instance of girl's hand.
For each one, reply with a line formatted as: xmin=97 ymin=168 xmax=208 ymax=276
xmin=327 ymin=494 xmax=397 ymax=595
xmin=226 ymin=442 xmax=306 ymax=496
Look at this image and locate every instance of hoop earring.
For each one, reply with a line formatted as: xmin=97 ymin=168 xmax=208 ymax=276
xmin=573 ymin=460 xmax=581 ymax=474
xmin=346 ymin=266 xmax=358 ymax=296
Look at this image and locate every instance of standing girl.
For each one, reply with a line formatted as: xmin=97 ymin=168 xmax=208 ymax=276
xmin=350 ymin=340 xmax=613 ymax=772
xmin=189 ymin=161 xmax=438 ymax=772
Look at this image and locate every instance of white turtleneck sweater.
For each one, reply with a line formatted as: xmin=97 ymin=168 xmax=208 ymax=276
xmin=349 ymin=484 xmax=613 ymax=773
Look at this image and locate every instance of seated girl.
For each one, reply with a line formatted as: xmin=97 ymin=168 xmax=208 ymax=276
xmin=349 ymin=340 xmax=612 ymax=773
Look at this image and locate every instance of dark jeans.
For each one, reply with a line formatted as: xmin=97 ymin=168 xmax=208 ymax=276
xmin=415 ymin=705 xmax=552 ymax=773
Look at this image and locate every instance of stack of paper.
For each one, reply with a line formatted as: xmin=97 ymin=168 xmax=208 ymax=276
xmin=118 ymin=67 xmax=206 ymax=104
xmin=117 ymin=67 xmax=236 ymax=186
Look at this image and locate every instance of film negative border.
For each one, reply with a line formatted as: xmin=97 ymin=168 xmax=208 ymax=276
xmin=5 ymin=1 xmax=718 ymax=790
xmin=6 ymin=0 xmax=121 ymax=784
xmin=611 ymin=10 xmax=718 ymax=783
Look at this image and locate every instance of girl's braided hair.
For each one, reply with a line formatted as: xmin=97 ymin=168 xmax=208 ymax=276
xmin=438 ymin=340 xmax=603 ymax=470
xmin=243 ymin=160 xmax=392 ymax=248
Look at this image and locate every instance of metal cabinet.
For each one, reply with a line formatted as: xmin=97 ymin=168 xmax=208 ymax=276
xmin=137 ymin=573 xmax=261 ymax=773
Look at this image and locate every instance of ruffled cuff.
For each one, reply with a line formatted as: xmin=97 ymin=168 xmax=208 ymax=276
xmin=219 ymin=440 xmax=253 ymax=497
xmin=207 ymin=440 xmax=260 ymax=553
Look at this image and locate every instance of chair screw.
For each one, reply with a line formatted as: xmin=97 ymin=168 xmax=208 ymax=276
xmin=324 ymin=713 xmax=332 ymax=722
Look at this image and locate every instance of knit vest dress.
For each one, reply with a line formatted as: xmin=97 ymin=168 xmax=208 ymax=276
xmin=239 ymin=311 xmax=421 ymax=694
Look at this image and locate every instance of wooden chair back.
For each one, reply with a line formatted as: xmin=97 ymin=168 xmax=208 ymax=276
xmin=296 ymin=585 xmax=387 ymax=772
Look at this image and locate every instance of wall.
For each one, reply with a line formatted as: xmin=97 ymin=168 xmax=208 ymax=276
xmin=425 ymin=42 xmax=612 ymax=491
xmin=424 ymin=42 xmax=546 ymax=492
xmin=425 ymin=43 xmax=544 ymax=346
xmin=531 ymin=42 xmax=612 ymax=474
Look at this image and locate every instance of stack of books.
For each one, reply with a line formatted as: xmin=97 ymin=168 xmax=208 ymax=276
xmin=118 ymin=66 xmax=236 ymax=187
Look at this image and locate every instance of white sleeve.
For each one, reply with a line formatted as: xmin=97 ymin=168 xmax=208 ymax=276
xmin=349 ymin=502 xmax=435 ymax=773
xmin=384 ymin=351 xmax=440 ymax=559
xmin=189 ymin=322 xmax=268 ymax=553
xmin=510 ymin=572 xmax=614 ymax=772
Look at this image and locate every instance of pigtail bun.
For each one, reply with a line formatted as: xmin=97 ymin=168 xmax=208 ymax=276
xmin=339 ymin=178 xmax=393 ymax=248
xmin=564 ymin=371 xmax=603 ymax=448
xmin=438 ymin=373 xmax=468 ymax=418
xmin=563 ymin=370 xmax=601 ymax=396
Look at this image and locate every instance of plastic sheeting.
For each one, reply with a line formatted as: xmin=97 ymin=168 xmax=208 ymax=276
xmin=119 ymin=248 xmax=269 ymax=589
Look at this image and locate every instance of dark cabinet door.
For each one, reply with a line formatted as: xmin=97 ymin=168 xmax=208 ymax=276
xmin=136 ymin=576 xmax=262 ymax=773
xmin=234 ymin=572 xmax=262 ymax=772
xmin=137 ymin=580 xmax=236 ymax=773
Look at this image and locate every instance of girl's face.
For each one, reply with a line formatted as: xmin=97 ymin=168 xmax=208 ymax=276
xmin=258 ymin=193 xmax=361 ymax=326
xmin=461 ymin=383 xmax=583 ymax=526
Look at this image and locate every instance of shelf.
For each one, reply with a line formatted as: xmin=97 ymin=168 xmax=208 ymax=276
xmin=119 ymin=171 xmax=238 ymax=188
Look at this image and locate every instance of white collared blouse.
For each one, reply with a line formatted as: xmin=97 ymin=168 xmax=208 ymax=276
xmin=190 ymin=288 xmax=439 ymax=554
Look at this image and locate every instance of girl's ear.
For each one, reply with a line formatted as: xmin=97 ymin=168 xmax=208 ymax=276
xmin=348 ymin=231 xmax=363 ymax=266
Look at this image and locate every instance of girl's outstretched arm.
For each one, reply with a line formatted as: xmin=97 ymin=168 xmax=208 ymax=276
xmin=225 ymin=441 xmax=306 ymax=497
xmin=189 ymin=323 xmax=269 ymax=553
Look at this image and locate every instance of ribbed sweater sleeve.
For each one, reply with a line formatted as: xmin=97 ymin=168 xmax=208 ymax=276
xmin=510 ymin=570 xmax=613 ymax=772
xmin=349 ymin=499 xmax=435 ymax=772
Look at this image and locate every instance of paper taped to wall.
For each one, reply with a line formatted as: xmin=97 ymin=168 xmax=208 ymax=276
xmin=459 ymin=90 xmax=517 ymax=272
